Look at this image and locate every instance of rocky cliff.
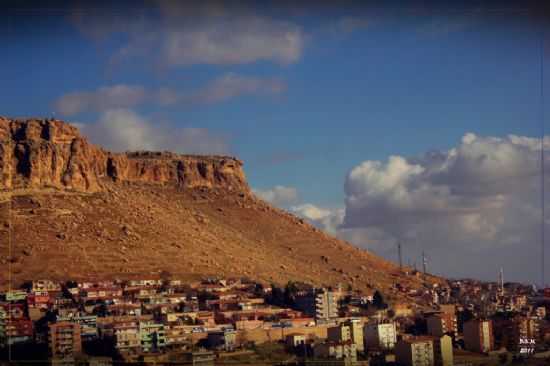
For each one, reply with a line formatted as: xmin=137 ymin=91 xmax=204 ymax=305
xmin=0 ymin=118 xmax=248 ymax=193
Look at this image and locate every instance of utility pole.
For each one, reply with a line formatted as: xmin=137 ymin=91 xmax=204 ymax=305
xmin=422 ymin=251 xmax=427 ymax=274
xmin=398 ymin=243 xmax=403 ymax=270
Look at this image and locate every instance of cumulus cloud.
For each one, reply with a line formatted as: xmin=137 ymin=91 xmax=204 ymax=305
xmin=291 ymin=203 xmax=345 ymax=236
xmin=252 ymin=185 xmax=300 ymax=206
xmin=78 ymin=108 xmax=231 ymax=155
xmin=69 ymin=10 xmax=306 ymax=69
xmin=296 ymin=133 xmax=549 ymax=283
xmin=342 ymin=133 xmax=549 ymax=282
xmin=56 ymin=75 xmax=285 ymax=115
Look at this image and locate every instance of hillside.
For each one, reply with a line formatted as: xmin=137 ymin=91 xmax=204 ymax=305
xmin=0 ymin=118 xmax=442 ymax=295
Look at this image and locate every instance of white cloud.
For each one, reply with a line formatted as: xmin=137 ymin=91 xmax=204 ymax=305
xmin=296 ymin=133 xmax=549 ymax=284
xmin=56 ymin=75 xmax=285 ymax=115
xmin=78 ymin=108 xmax=231 ymax=155
xmin=188 ymin=73 xmax=286 ymax=104
xmin=291 ymin=203 xmax=345 ymax=236
xmin=252 ymin=185 xmax=300 ymax=206
xmin=162 ymin=16 xmax=305 ymax=67
xmin=70 ymin=11 xmax=306 ymax=69
xmin=340 ymin=133 xmax=550 ymax=283
xmin=56 ymin=84 xmax=147 ymax=116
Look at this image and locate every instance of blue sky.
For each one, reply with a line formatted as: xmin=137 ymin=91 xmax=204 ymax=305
xmin=2 ymin=1 xmax=549 ymax=284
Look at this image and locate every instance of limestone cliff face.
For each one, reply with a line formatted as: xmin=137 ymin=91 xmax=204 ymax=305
xmin=0 ymin=118 xmax=249 ymax=192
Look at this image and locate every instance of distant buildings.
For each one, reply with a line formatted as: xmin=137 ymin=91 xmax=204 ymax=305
xmin=463 ymin=319 xmax=494 ymax=353
xmin=0 ymin=275 xmax=548 ymax=364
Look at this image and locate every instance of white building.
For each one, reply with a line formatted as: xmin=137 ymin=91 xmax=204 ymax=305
xmin=363 ymin=322 xmax=397 ymax=350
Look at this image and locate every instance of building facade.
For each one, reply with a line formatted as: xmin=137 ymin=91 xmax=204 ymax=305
xmin=395 ymin=337 xmax=435 ymax=366
xmin=463 ymin=319 xmax=494 ymax=353
xmin=295 ymin=289 xmax=339 ymax=324
xmin=364 ymin=322 xmax=397 ymax=350
xmin=48 ymin=321 xmax=82 ymax=359
xmin=426 ymin=313 xmax=458 ymax=339
xmin=433 ymin=335 xmax=453 ymax=366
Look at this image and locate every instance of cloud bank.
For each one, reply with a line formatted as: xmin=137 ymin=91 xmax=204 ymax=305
xmin=294 ymin=133 xmax=549 ymax=284
xmin=56 ymin=74 xmax=285 ymax=116
xmin=69 ymin=10 xmax=307 ymax=71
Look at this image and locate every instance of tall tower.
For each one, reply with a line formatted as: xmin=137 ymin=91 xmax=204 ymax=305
xmin=499 ymin=267 xmax=504 ymax=296
xmin=398 ymin=243 xmax=402 ymax=270
xmin=422 ymin=251 xmax=427 ymax=274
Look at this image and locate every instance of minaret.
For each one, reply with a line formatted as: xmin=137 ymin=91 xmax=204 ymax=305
xmin=499 ymin=267 xmax=504 ymax=296
xmin=422 ymin=251 xmax=427 ymax=274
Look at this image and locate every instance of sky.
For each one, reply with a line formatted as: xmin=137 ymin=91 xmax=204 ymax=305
xmin=1 ymin=0 xmax=549 ymax=285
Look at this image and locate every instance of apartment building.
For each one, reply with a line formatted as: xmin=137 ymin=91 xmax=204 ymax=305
xmin=395 ymin=336 xmax=435 ymax=366
xmin=48 ymin=321 xmax=82 ymax=359
xmin=364 ymin=322 xmax=397 ymax=350
xmin=463 ymin=319 xmax=494 ymax=353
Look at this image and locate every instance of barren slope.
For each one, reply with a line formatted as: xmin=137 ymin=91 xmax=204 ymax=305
xmin=0 ymin=118 xmax=443 ymax=294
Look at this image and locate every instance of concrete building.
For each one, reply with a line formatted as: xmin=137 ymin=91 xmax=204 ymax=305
xmin=345 ymin=319 xmax=364 ymax=353
xmin=48 ymin=321 xmax=82 ymax=359
xmin=500 ymin=316 xmax=537 ymax=352
xmin=139 ymin=322 xmax=166 ymax=353
xmin=207 ymin=330 xmax=237 ymax=351
xmin=57 ymin=314 xmax=98 ymax=341
xmin=328 ymin=324 xmax=351 ymax=342
xmin=395 ymin=336 xmax=435 ymax=366
xmin=6 ymin=319 xmax=33 ymax=345
xmin=295 ymin=289 xmax=339 ymax=324
xmin=426 ymin=313 xmax=458 ymax=339
xmin=286 ymin=333 xmax=307 ymax=348
xmin=433 ymin=335 xmax=453 ymax=366
xmin=314 ymin=340 xmax=357 ymax=363
xmin=463 ymin=319 xmax=494 ymax=353
xmin=328 ymin=319 xmax=364 ymax=353
xmin=113 ymin=321 xmax=141 ymax=356
xmin=364 ymin=322 xmax=397 ymax=350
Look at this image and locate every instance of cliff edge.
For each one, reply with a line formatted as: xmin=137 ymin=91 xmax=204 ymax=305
xmin=0 ymin=118 xmax=248 ymax=193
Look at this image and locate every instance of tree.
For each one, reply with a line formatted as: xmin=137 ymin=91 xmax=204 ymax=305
xmin=457 ymin=309 xmax=474 ymax=332
xmin=373 ymin=291 xmax=387 ymax=310
xmin=254 ymin=283 xmax=264 ymax=298
xmin=283 ymin=282 xmax=299 ymax=308
xmin=94 ymin=299 xmax=108 ymax=317
xmin=267 ymin=284 xmax=284 ymax=307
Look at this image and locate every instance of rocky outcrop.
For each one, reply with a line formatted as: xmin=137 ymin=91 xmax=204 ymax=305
xmin=0 ymin=118 xmax=249 ymax=192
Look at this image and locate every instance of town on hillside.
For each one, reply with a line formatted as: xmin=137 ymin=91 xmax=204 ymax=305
xmin=0 ymin=271 xmax=548 ymax=365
